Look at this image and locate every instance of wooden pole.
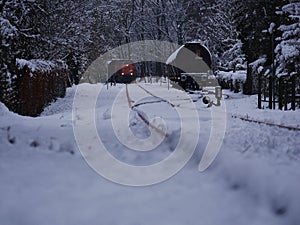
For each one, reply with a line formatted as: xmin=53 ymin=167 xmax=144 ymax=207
xmin=269 ymin=76 xmax=273 ymax=109
xmin=291 ymin=75 xmax=296 ymax=110
xmin=258 ymin=73 xmax=262 ymax=109
xmin=284 ymin=80 xmax=288 ymax=110
xmin=278 ymin=77 xmax=283 ymax=110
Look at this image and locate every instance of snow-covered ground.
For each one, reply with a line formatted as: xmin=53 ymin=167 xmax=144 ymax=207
xmin=0 ymin=81 xmax=300 ymax=225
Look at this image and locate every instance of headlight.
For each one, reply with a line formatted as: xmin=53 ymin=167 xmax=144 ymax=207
xmin=202 ymin=96 xmax=211 ymax=105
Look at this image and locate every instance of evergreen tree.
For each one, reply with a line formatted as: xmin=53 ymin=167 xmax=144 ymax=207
xmin=0 ymin=0 xmax=38 ymax=106
xmin=275 ymin=1 xmax=300 ymax=77
xmin=233 ymin=0 xmax=288 ymax=94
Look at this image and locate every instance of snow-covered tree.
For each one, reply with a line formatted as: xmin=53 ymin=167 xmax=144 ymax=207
xmin=275 ymin=2 xmax=300 ymax=77
xmin=232 ymin=0 xmax=289 ymax=94
xmin=206 ymin=0 xmax=246 ymax=71
xmin=0 ymin=0 xmax=39 ymax=106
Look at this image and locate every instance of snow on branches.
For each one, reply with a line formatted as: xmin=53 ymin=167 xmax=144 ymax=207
xmin=275 ymin=2 xmax=300 ymax=77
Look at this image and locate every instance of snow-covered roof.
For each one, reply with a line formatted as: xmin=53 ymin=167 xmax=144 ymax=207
xmin=166 ymin=45 xmax=185 ymax=65
xmin=166 ymin=43 xmax=212 ymax=65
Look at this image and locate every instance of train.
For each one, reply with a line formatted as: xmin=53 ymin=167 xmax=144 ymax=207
xmin=107 ymin=59 xmax=137 ymax=84
xmin=166 ymin=42 xmax=218 ymax=90
xmin=106 ymin=43 xmax=218 ymax=90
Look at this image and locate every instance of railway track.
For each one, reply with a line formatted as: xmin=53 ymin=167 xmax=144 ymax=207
xmin=232 ymin=114 xmax=300 ymax=131
xmin=136 ymin=84 xmax=177 ymax=108
xmin=124 ymin=82 xmax=216 ymax=139
xmin=125 ymin=84 xmax=169 ymax=138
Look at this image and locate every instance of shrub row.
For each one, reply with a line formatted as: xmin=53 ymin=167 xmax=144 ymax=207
xmin=1 ymin=59 xmax=68 ymax=117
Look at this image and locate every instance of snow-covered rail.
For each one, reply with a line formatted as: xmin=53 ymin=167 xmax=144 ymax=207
xmin=232 ymin=115 xmax=300 ymax=131
xmin=125 ymin=84 xmax=169 ymax=138
xmin=136 ymin=84 xmax=177 ymax=108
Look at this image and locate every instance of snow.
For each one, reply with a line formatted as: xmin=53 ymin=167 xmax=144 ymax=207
xmin=16 ymin=59 xmax=65 ymax=73
xmin=1 ymin=82 xmax=300 ymax=225
xmin=275 ymin=2 xmax=300 ymax=77
xmin=268 ymin=22 xmax=276 ymax=34
xmin=250 ymin=57 xmax=267 ymax=72
xmin=217 ymin=70 xmax=247 ymax=83
xmin=166 ymin=45 xmax=184 ymax=65
xmin=0 ymin=17 xmax=18 ymax=38
xmin=282 ymin=2 xmax=300 ymax=15
xmin=276 ymin=43 xmax=298 ymax=60
xmin=166 ymin=43 xmax=212 ymax=65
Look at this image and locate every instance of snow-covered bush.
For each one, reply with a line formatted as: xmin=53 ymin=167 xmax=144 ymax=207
xmin=216 ymin=70 xmax=247 ymax=93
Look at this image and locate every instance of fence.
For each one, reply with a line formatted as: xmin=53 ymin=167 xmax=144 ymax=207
xmin=1 ymin=59 xmax=68 ymax=117
xmin=258 ymin=74 xmax=300 ymax=110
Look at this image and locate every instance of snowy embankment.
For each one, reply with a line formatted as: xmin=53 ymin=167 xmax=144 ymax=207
xmin=0 ymin=83 xmax=300 ymax=225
